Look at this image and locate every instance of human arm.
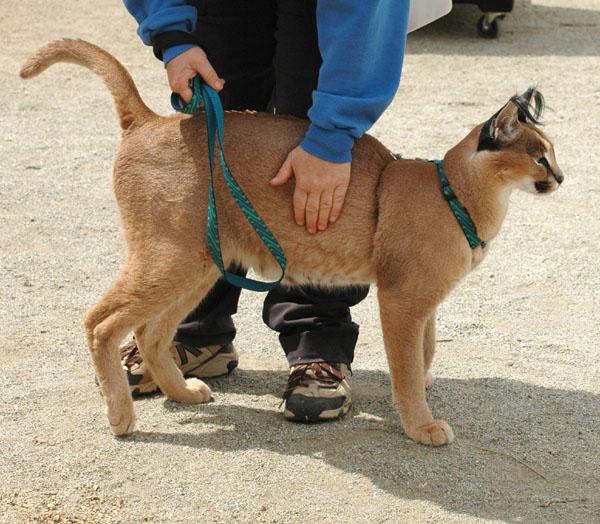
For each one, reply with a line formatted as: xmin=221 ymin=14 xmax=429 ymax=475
xmin=302 ymin=0 xmax=410 ymax=163
xmin=271 ymin=0 xmax=410 ymax=232
xmin=123 ymin=0 xmax=223 ymax=99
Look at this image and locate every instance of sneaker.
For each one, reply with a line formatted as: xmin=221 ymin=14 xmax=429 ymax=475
xmin=282 ymin=362 xmax=352 ymax=422
xmin=120 ymin=339 xmax=239 ymax=396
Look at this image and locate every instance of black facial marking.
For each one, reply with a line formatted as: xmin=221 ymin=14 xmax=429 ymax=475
xmin=535 ymin=180 xmax=551 ymax=193
xmin=538 ymin=156 xmax=563 ymax=184
xmin=538 ymin=156 xmax=550 ymax=169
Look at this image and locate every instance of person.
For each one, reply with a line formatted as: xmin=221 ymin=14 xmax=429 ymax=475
xmin=122 ymin=0 xmax=409 ymax=422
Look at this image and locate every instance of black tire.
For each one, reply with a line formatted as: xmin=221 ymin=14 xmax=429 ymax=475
xmin=477 ymin=15 xmax=499 ymax=38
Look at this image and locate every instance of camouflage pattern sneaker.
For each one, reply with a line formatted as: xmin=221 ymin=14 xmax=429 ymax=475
xmin=282 ymin=362 xmax=352 ymax=422
xmin=120 ymin=339 xmax=239 ymax=396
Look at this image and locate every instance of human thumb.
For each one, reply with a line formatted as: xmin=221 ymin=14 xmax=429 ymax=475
xmin=270 ymin=155 xmax=294 ymax=186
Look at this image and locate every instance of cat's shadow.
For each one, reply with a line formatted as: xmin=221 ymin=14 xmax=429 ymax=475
xmin=129 ymin=368 xmax=599 ymax=522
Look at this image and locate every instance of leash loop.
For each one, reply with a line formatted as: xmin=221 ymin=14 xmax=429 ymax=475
xmin=171 ymin=76 xmax=286 ymax=291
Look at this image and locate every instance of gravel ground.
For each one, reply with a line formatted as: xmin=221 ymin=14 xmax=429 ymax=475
xmin=1 ymin=1 xmax=599 ymax=522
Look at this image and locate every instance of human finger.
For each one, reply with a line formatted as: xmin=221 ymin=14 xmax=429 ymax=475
xmin=330 ymin=183 xmax=348 ymax=223
xmin=174 ymin=80 xmax=194 ymax=103
xmin=304 ymin=192 xmax=321 ymax=234
xmin=271 ymin=155 xmax=294 ymax=186
xmin=317 ymin=190 xmax=334 ymax=231
xmin=293 ymin=188 xmax=308 ymax=226
xmin=195 ymin=56 xmax=224 ymax=91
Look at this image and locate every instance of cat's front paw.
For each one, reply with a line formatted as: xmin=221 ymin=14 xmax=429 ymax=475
xmin=406 ymin=419 xmax=454 ymax=446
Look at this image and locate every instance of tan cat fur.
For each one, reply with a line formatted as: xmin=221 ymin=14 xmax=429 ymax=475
xmin=20 ymin=39 xmax=563 ymax=446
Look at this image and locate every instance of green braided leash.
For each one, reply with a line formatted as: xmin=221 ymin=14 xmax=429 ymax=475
xmin=171 ymin=76 xmax=286 ymax=291
xmin=433 ymin=160 xmax=486 ymax=250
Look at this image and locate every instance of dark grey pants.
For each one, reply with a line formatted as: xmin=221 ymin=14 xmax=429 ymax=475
xmin=174 ymin=0 xmax=369 ymax=365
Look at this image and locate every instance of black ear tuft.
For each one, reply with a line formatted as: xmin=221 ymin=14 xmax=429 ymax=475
xmin=512 ymin=87 xmax=545 ymax=124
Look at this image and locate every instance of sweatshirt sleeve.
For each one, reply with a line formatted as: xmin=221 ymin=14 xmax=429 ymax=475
xmin=301 ymin=0 xmax=410 ymax=163
xmin=123 ymin=0 xmax=198 ymax=63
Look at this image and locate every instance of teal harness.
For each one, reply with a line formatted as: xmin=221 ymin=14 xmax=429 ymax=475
xmin=433 ymin=159 xmax=486 ymax=250
xmin=171 ymin=76 xmax=286 ymax=291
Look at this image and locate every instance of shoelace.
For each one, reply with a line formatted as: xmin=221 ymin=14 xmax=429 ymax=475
xmin=281 ymin=362 xmax=346 ymax=401
xmin=120 ymin=340 xmax=142 ymax=367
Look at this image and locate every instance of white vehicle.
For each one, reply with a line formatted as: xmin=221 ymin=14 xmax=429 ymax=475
xmin=408 ymin=0 xmax=453 ymax=33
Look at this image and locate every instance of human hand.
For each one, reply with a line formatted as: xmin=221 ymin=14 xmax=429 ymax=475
xmin=166 ymin=47 xmax=225 ymax=102
xmin=270 ymin=146 xmax=350 ymax=234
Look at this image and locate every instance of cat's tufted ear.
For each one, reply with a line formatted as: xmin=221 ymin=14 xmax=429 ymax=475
xmin=491 ymin=101 xmax=521 ymax=146
xmin=478 ymin=100 xmax=520 ymax=151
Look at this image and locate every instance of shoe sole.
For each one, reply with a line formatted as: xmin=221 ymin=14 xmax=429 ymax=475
xmin=130 ymin=349 xmax=239 ymax=397
xmin=283 ymin=395 xmax=351 ymax=423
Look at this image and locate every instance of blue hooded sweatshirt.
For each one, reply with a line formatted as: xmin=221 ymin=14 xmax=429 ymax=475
xmin=124 ymin=0 xmax=409 ymax=163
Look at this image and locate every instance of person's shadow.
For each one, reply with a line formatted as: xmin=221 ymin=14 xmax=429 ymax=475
xmin=128 ymin=367 xmax=600 ymax=522
xmin=408 ymin=1 xmax=600 ymax=57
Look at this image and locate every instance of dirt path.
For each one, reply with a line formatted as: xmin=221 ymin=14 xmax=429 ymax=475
xmin=1 ymin=1 xmax=599 ymax=522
